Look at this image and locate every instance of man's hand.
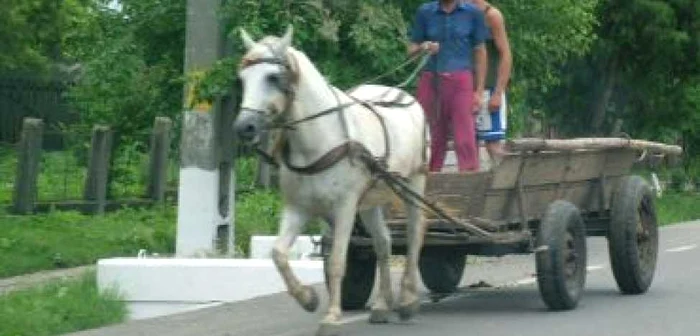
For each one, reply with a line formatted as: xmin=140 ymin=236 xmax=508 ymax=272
xmin=421 ymin=41 xmax=440 ymax=55
xmin=473 ymin=91 xmax=484 ymax=114
xmin=488 ymin=91 xmax=502 ymax=113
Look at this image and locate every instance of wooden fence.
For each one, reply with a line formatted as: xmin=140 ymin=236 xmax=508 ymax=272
xmin=7 ymin=117 xmax=175 ymax=214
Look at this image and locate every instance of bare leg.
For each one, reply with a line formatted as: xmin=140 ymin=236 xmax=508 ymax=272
xmin=485 ymin=141 xmax=506 ymax=166
xmin=398 ymin=174 xmax=427 ymax=320
xmin=359 ymin=207 xmax=393 ymax=323
xmin=318 ymin=203 xmax=358 ymax=336
xmin=272 ymin=206 xmax=318 ymax=312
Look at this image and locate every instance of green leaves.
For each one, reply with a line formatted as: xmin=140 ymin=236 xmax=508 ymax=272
xmin=65 ymin=0 xmax=185 ymax=138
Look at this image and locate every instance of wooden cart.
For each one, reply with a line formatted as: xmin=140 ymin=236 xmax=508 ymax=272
xmin=322 ymin=137 xmax=682 ymax=311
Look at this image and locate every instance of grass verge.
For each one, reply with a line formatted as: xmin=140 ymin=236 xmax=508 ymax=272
xmin=0 ymin=187 xmax=300 ymax=277
xmin=0 ymin=206 xmax=176 ymax=278
xmin=656 ymin=191 xmax=700 ymax=226
xmin=0 ymin=270 xmax=126 ymax=336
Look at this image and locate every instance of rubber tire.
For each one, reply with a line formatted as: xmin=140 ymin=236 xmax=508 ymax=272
xmin=322 ymin=241 xmax=376 ymax=311
xmin=419 ymin=247 xmax=466 ymax=294
xmin=608 ymin=175 xmax=659 ymax=295
xmin=536 ymin=200 xmax=587 ymax=311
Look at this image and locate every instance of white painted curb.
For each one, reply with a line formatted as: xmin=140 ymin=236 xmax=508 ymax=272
xmin=97 ymin=258 xmax=324 ymax=320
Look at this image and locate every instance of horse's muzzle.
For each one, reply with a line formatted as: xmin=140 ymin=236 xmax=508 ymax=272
xmin=233 ymin=112 xmax=263 ymax=142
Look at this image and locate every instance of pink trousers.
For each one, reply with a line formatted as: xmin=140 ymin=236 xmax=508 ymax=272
xmin=416 ymin=71 xmax=479 ymax=172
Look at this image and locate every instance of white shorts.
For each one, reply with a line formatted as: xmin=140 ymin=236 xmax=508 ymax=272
xmin=476 ymin=89 xmax=507 ymax=142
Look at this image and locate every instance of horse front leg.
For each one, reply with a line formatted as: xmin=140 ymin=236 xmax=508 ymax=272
xmin=318 ymin=203 xmax=357 ymax=336
xmin=398 ymin=174 xmax=427 ymax=320
xmin=272 ymin=206 xmax=318 ymax=312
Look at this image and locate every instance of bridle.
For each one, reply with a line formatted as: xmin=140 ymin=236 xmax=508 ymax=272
xmin=239 ymin=51 xmax=374 ymax=132
xmin=238 ymin=52 xmax=299 ymax=130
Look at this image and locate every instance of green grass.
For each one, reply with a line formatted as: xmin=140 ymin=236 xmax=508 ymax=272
xmin=0 ymin=206 xmax=176 ymax=278
xmin=656 ymin=191 xmax=700 ymax=226
xmin=0 ymin=271 xmax=126 ymax=336
xmin=37 ymin=150 xmax=88 ymax=201
xmin=234 ymin=189 xmax=282 ymax=256
xmin=0 ymin=184 xmax=322 ymax=277
xmin=0 ymin=146 xmax=15 ymax=204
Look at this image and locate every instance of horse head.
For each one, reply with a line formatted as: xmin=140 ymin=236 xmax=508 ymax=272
xmin=234 ymin=25 xmax=298 ymax=143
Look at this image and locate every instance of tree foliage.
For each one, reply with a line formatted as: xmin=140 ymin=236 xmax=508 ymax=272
xmin=0 ymin=0 xmax=100 ymax=73
xmin=65 ymin=0 xmax=186 ymax=137
xmin=3 ymin=0 xmax=698 ymax=170
xmin=542 ymin=0 xmax=700 ymax=158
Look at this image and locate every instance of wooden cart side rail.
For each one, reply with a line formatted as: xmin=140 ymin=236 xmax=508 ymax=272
xmin=385 ymin=171 xmax=493 ymax=223
xmin=508 ymin=137 xmax=682 ymax=156
xmin=481 ymin=175 xmax=626 ymax=224
xmin=490 ymin=147 xmax=638 ymax=190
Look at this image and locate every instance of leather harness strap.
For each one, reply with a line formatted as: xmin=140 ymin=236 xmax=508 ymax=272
xmin=281 ymin=140 xmax=380 ymax=175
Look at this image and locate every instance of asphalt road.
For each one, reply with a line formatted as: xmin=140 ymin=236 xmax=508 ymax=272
xmin=68 ymin=221 xmax=700 ymax=336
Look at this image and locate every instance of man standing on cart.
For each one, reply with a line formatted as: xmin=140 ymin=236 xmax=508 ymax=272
xmin=466 ymin=0 xmax=513 ymax=166
xmin=408 ymin=0 xmax=488 ymax=172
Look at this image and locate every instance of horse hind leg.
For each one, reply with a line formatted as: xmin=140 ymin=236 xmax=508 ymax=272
xmin=359 ymin=206 xmax=393 ymax=324
xmin=272 ymin=206 xmax=319 ymax=313
xmin=397 ymin=173 xmax=427 ymax=321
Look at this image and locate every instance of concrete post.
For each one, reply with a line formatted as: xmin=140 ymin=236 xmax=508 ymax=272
xmin=13 ymin=118 xmax=44 ymax=214
xmin=147 ymin=117 xmax=173 ymax=202
xmin=84 ymin=125 xmax=113 ymax=215
xmin=176 ymin=0 xmax=236 ymax=257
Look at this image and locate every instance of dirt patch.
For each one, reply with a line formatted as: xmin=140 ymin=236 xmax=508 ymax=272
xmin=0 ymin=266 xmax=94 ymax=295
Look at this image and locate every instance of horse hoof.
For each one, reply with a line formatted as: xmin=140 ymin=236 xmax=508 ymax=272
xmin=369 ymin=309 xmax=391 ymax=324
xmin=397 ymin=300 xmax=421 ymax=321
xmin=301 ymin=286 xmax=319 ymax=313
xmin=316 ymin=322 xmax=341 ymax=336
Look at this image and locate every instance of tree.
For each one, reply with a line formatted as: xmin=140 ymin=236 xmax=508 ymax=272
xmin=66 ymin=0 xmax=186 ymax=138
xmin=0 ymin=0 xmax=100 ymax=74
xmin=544 ymin=0 xmax=700 ymax=144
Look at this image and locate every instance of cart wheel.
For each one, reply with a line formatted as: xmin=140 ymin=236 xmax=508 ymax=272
xmin=322 ymin=241 xmax=376 ymax=311
xmin=419 ymin=247 xmax=466 ymax=294
xmin=608 ymin=175 xmax=659 ymax=295
xmin=536 ymin=200 xmax=587 ymax=311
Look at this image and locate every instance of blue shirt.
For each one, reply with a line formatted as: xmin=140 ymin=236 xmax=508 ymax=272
xmin=410 ymin=1 xmax=488 ymax=72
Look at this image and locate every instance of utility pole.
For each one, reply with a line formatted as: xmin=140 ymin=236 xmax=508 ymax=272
xmin=176 ymin=0 xmax=236 ymax=257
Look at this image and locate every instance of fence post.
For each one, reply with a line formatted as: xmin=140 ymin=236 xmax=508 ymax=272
xmin=83 ymin=125 xmax=113 ymax=214
xmin=146 ymin=117 xmax=173 ymax=202
xmin=13 ymin=118 xmax=44 ymax=214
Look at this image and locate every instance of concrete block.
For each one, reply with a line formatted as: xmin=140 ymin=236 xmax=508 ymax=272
xmin=97 ymin=257 xmax=324 ymax=320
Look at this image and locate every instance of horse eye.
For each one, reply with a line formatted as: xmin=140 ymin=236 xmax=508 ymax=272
xmin=266 ymin=74 xmax=281 ymax=86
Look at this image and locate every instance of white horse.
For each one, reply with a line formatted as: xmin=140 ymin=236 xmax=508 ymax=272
xmin=233 ymin=25 xmax=429 ymax=336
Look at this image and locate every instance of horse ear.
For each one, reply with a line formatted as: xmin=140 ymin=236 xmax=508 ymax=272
xmin=240 ymin=28 xmax=256 ymax=50
xmin=277 ymin=24 xmax=294 ymax=53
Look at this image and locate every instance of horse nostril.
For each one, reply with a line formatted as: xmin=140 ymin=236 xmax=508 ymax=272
xmin=235 ymin=122 xmax=257 ymax=140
